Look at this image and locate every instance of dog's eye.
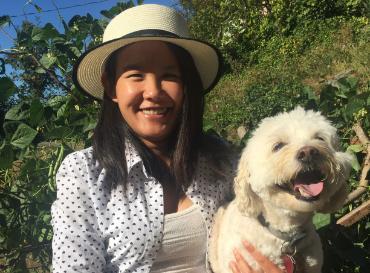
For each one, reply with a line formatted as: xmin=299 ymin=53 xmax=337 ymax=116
xmin=272 ymin=142 xmax=286 ymax=152
xmin=315 ymin=136 xmax=325 ymax=141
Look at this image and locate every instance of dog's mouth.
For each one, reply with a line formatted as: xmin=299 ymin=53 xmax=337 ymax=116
xmin=279 ymin=170 xmax=325 ymax=201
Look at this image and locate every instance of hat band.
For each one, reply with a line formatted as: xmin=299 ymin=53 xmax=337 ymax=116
xmin=122 ymin=29 xmax=180 ymax=38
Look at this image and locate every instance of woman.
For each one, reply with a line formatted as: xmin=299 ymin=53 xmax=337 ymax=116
xmin=51 ymin=4 xmax=284 ymax=273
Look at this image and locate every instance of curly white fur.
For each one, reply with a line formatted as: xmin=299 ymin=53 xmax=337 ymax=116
xmin=209 ymin=107 xmax=353 ymax=273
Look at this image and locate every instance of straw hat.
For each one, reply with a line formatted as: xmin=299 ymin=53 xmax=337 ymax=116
xmin=73 ymin=4 xmax=222 ymax=100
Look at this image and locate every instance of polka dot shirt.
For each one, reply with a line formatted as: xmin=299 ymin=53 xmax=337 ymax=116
xmin=51 ymin=143 xmax=235 ymax=273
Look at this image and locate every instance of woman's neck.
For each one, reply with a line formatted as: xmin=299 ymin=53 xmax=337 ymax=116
xmin=142 ymin=139 xmax=171 ymax=166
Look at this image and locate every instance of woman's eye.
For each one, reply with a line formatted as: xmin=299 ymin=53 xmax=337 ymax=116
xmin=272 ymin=142 xmax=286 ymax=152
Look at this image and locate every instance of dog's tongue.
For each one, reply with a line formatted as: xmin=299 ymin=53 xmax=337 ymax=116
xmin=293 ymin=181 xmax=324 ymax=196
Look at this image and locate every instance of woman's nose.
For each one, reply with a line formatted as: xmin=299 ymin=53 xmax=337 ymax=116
xmin=142 ymin=75 xmax=162 ymax=100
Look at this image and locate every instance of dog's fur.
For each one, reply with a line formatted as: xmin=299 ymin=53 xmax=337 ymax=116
xmin=209 ymin=107 xmax=352 ymax=273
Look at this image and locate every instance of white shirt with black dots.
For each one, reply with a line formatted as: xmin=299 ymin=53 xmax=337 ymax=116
xmin=51 ymin=142 xmax=235 ymax=273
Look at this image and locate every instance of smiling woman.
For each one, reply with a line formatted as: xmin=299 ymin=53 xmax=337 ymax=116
xmin=51 ymin=4 xmax=236 ymax=273
xmin=50 ymin=3 xmax=286 ymax=273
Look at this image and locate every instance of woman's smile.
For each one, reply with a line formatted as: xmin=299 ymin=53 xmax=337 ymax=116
xmin=140 ymin=106 xmax=170 ymax=116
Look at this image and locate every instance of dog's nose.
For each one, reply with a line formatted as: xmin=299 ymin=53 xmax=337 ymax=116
xmin=297 ymin=146 xmax=320 ymax=163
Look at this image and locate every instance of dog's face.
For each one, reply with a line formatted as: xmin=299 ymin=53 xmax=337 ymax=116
xmin=235 ymin=107 xmax=352 ymax=213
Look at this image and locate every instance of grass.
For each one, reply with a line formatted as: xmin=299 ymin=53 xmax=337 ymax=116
xmin=204 ymin=20 xmax=370 ymax=142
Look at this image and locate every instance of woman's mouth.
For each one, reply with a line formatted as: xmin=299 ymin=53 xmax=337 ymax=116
xmin=141 ymin=107 xmax=170 ymax=115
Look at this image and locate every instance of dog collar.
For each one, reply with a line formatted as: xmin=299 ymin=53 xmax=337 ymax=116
xmin=283 ymin=255 xmax=295 ymax=273
xmin=257 ymin=213 xmax=307 ymax=255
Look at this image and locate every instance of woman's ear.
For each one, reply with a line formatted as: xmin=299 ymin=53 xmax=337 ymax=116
xmin=101 ymin=71 xmax=117 ymax=102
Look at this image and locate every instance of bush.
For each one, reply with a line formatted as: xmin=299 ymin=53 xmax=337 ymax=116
xmin=181 ymin=0 xmax=369 ymax=69
xmin=205 ymin=78 xmax=311 ymax=141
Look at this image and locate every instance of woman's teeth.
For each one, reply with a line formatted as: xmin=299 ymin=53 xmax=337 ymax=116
xmin=142 ymin=108 xmax=168 ymax=115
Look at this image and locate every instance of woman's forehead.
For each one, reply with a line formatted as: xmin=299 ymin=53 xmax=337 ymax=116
xmin=115 ymin=41 xmax=180 ymax=68
xmin=112 ymin=42 xmax=181 ymax=73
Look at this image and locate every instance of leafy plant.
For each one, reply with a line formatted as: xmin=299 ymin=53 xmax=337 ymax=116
xmin=180 ymin=0 xmax=369 ymax=69
xmin=0 ymin=1 xmax=140 ymax=272
xmin=0 ymin=1 xmax=369 ymax=272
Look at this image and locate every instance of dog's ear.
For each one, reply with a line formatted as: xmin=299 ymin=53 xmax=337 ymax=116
xmin=318 ymin=182 xmax=348 ymax=213
xmin=318 ymin=151 xmax=352 ymax=213
xmin=234 ymin=154 xmax=262 ymax=217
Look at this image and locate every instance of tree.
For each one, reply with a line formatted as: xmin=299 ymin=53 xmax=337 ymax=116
xmin=0 ymin=1 xmax=140 ymax=272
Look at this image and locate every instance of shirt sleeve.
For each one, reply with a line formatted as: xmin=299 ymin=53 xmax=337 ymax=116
xmin=51 ymin=151 xmax=106 ymax=273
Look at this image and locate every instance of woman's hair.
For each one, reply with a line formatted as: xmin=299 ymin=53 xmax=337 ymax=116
xmin=93 ymin=42 xmax=208 ymax=190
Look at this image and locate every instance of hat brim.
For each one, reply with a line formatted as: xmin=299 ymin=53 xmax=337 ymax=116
xmin=73 ymin=35 xmax=222 ymax=100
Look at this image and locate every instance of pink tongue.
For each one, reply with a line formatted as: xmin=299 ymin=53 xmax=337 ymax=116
xmin=294 ymin=181 xmax=324 ymax=196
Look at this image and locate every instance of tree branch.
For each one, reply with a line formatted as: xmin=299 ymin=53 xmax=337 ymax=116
xmin=337 ymin=199 xmax=370 ymax=226
xmin=0 ymin=49 xmax=78 ymax=101
xmin=345 ymin=123 xmax=370 ymax=204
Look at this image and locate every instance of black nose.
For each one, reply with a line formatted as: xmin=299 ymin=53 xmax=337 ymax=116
xmin=296 ymin=146 xmax=320 ymax=163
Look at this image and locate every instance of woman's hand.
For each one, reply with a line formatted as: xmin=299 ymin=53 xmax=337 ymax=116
xmin=229 ymin=240 xmax=285 ymax=273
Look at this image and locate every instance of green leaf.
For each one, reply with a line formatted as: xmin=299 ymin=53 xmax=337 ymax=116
xmin=0 ymin=15 xmax=10 ymax=28
xmin=42 ymin=213 xmax=51 ymax=224
xmin=45 ymin=126 xmax=73 ymax=140
xmin=303 ymin=85 xmax=317 ymax=101
xmin=31 ymin=27 xmax=44 ymax=41
xmin=0 ymin=77 xmax=17 ymax=102
xmin=346 ymin=150 xmax=361 ymax=171
xmin=345 ymin=76 xmax=359 ymax=89
xmin=43 ymin=22 xmax=60 ymax=37
xmin=39 ymin=54 xmax=57 ymax=69
xmin=345 ymin=97 xmax=365 ymax=118
xmin=100 ymin=10 xmax=114 ymax=19
xmin=29 ymin=99 xmax=44 ymax=127
xmin=313 ymin=213 xmax=330 ymax=229
xmin=335 ymin=92 xmax=348 ymax=99
xmin=70 ymin=47 xmax=81 ymax=57
xmin=47 ymin=96 xmax=67 ymax=108
xmin=53 ymin=37 xmax=66 ymax=45
xmin=0 ymin=144 xmax=14 ymax=169
xmin=346 ymin=144 xmax=364 ymax=153
xmin=3 ymin=121 xmax=20 ymax=139
xmin=10 ymin=123 xmax=38 ymax=149
xmin=19 ymin=158 xmax=36 ymax=177
xmin=35 ymin=67 xmax=46 ymax=74
xmin=56 ymin=102 xmax=68 ymax=118
xmin=31 ymin=23 xmax=59 ymax=41
xmin=5 ymin=102 xmax=29 ymax=121
xmin=83 ymin=120 xmax=97 ymax=132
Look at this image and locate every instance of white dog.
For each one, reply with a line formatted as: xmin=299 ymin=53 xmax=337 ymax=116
xmin=209 ymin=107 xmax=352 ymax=273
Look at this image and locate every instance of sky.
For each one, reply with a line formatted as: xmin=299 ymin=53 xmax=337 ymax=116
xmin=0 ymin=0 xmax=177 ymax=50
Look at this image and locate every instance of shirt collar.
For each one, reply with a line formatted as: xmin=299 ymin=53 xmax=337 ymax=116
xmin=125 ymin=140 xmax=144 ymax=173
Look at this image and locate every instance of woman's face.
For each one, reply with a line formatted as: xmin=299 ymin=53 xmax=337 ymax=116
xmin=111 ymin=41 xmax=184 ymax=147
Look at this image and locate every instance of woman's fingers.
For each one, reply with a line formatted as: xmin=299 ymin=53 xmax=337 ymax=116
xmin=229 ymin=260 xmax=241 ymax=273
xmin=242 ymin=240 xmax=283 ymax=273
xmin=230 ymin=248 xmax=253 ymax=273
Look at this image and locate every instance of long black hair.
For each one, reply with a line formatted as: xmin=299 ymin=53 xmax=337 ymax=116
xmin=93 ymin=42 xmax=231 ymax=190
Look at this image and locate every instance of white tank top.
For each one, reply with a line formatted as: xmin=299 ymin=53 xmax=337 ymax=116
xmin=150 ymin=205 xmax=207 ymax=273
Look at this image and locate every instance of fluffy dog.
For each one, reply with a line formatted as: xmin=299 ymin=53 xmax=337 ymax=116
xmin=209 ymin=107 xmax=352 ymax=273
